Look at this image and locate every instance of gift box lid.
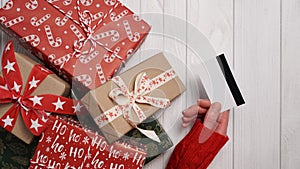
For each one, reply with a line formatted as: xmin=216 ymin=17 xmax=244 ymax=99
xmin=0 ymin=50 xmax=70 ymax=144
xmin=0 ymin=0 xmax=151 ymax=92
xmin=82 ymin=52 xmax=186 ymax=143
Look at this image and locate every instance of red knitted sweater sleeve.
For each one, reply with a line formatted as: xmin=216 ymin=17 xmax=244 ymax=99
xmin=166 ymin=120 xmax=229 ymax=169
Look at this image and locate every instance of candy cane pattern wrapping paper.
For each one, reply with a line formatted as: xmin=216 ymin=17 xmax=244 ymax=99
xmin=0 ymin=0 xmax=151 ymax=92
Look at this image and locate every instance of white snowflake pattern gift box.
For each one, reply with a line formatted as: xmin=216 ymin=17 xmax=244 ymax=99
xmin=0 ymin=0 xmax=151 ymax=92
xmin=29 ymin=116 xmax=147 ymax=169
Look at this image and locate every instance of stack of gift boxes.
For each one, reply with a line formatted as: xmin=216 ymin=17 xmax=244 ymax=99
xmin=0 ymin=0 xmax=186 ymax=168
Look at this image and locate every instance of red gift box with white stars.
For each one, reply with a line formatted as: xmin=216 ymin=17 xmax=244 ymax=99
xmin=0 ymin=0 xmax=150 ymax=92
xmin=29 ymin=116 xmax=147 ymax=169
xmin=0 ymin=41 xmax=81 ymax=144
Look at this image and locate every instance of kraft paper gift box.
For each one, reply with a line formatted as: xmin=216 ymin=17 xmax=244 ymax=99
xmin=81 ymin=52 xmax=186 ymax=143
xmin=29 ymin=116 xmax=147 ymax=169
xmin=0 ymin=0 xmax=151 ymax=92
xmin=0 ymin=41 xmax=78 ymax=144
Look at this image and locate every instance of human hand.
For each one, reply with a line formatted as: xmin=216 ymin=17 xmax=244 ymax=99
xmin=182 ymin=99 xmax=230 ymax=136
xmin=166 ymin=99 xmax=230 ymax=169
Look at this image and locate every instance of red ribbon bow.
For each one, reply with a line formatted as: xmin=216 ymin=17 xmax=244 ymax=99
xmin=0 ymin=41 xmax=81 ymax=136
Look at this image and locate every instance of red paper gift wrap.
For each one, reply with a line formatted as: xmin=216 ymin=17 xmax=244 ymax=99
xmin=29 ymin=117 xmax=147 ymax=169
xmin=0 ymin=41 xmax=80 ymax=144
xmin=0 ymin=0 xmax=151 ymax=92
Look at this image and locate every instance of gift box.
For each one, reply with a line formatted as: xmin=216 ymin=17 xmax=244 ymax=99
xmin=76 ymin=109 xmax=173 ymax=164
xmin=0 ymin=41 xmax=79 ymax=144
xmin=81 ymin=52 xmax=186 ymax=143
xmin=29 ymin=116 xmax=147 ymax=169
xmin=0 ymin=127 xmax=39 ymax=169
xmin=125 ymin=116 xmax=173 ymax=164
xmin=0 ymin=0 xmax=151 ymax=92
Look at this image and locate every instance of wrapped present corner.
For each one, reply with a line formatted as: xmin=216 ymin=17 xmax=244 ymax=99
xmin=125 ymin=116 xmax=174 ymax=164
xmin=81 ymin=53 xmax=186 ymax=143
xmin=29 ymin=116 xmax=147 ymax=169
xmin=0 ymin=41 xmax=79 ymax=144
xmin=76 ymin=108 xmax=174 ymax=164
xmin=0 ymin=0 xmax=151 ymax=92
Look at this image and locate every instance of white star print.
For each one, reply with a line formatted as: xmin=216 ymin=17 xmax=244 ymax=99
xmin=29 ymin=96 xmax=43 ymax=106
xmin=41 ymin=115 xmax=48 ymax=123
xmin=4 ymin=60 xmax=16 ymax=74
xmin=30 ymin=118 xmax=42 ymax=132
xmin=40 ymin=67 xmax=50 ymax=73
xmin=2 ymin=115 xmax=14 ymax=128
xmin=29 ymin=76 xmax=40 ymax=90
xmin=12 ymin=81 xmax=21 ymax=93
xmin=5 ymin=43 xmax=11 ymax=52
xmin=123 ymin=152 xmax=130 ymax=160
xmin=46 ymin=136 xmax=52 ymax=143
xmin=12 ymin=94 xmax=18 ymax=100
xmin=59 ymin=152 xmax=67 ymax=160
xmin=52 ymin=98 xmax=65 ymax=111
xmin=82 ymin=136 xmax=89 ymax=144
xmin=72 ymin=102 xmax=82 ymax=113
xmin=0 ymin=84 xmax=8 ymax=91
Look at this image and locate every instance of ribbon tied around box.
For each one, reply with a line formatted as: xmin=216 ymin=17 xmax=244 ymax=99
xmin=0 ymin=41 xmax=81 ymax=136
xmin=52 ymin=0 xmax=124 ymax=68
xmin=95 ymin=68 xmax=177 ymax=142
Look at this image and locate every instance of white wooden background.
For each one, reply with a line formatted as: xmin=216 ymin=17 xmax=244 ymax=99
xmin=1 ymin=0 xmax=300 ymax=169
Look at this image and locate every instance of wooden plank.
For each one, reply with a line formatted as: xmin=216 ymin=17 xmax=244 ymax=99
xmin=162 ymin=0 xmax=187 ymax=168
xmin=119 ymin=0 xmax=140 ymax=13
xmin=140 ymin=0 xmax=164 ymax=61
xmin=234 ymin=0 xmax=281 ymax=168
xmin=139 ymin=1 xmax=164 ymax=168
xmin=281 ymin=0 xmax=300 ymax=168
xmin=187 ymin=0 xmax=234 ymax=169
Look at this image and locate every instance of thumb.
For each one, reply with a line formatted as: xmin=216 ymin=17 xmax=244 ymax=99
xmin=198 ymin=103 xmax=222 ymax=143
xmin=215 ymin=110 xmax=230 ymax=136
xmin=203 ymin=102 xmax=222 ymax=131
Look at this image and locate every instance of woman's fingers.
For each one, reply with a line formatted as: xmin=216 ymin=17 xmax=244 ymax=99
xmin=182 ymin=115 xmax=197 ymax=123
xmin=182 ymin=107 xmax=198 ymax=128
xmin=215 ymin=110 xmax=230 ymax=136
xmin=181 ymin=100 xmax=228 ymax=131
xmin=182 ymin=121 xmax=194 ymax=128
xmin=199 ymin=106 xmax=208 ymax=114
xmin=182 ymin=105 xmax=199 ymax=117
xmin=203 ymin=102 xmax=221 ymax=131
xmin=198 ymin=99 xmax=211 ymax=108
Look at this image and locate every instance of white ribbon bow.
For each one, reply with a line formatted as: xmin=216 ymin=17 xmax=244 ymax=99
xmin=96 ymin=69 xmax=177 ymax=142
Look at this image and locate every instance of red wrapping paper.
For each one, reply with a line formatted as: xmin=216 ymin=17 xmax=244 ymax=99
xmin=29 ymin=116 xmax=147 ymax=169
xmin=0 ymin=0 xmax=150 ymax=92
xmin=0 ymin=41 xmax=80 ymax=143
